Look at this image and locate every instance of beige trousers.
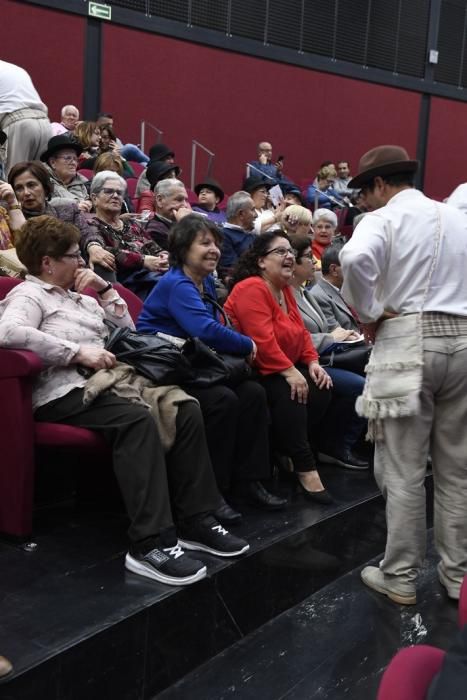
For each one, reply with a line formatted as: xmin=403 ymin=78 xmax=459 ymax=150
xmin=3 ymin=110 xmax=51 ymax=175
xmin=375 ymin=335 xmax=467 ymax=598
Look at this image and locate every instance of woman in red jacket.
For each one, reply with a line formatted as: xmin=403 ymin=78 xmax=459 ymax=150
xmin=224 ymin=231 xmax=333 ymax=503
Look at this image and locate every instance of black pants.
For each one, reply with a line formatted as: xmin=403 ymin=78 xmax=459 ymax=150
xmin=35 ymin=389 xmax=221 ymax=543
xmin=184 ymin=379 xmax=271 ymax=492
xmin=261 ymin=365 xmax=332 ymax=472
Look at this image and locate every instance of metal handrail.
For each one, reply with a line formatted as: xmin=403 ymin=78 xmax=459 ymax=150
xmin=245 ymin=162 xmax=277 ymax=181
xmin=191 ymin=140 xmax=215 ymax=190
xmin=140 ymin=121 xmax=163 ymax=154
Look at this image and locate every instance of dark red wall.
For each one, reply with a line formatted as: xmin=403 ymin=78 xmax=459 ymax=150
xmin=3 ymin=0 xmax=85 ymax=123
xmin=4 ymin=2 xmax=462 ymax=199
xmin=102 ymin=24 xmax=421 ymax=195
xmin=425 ymin=97 xmax=467 ymax=200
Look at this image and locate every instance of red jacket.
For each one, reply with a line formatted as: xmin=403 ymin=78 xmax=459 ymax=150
xmin=224 ymin=277 xmax=318 ymax=375
xmin=137 ymin=190 xmax=155 ymax=213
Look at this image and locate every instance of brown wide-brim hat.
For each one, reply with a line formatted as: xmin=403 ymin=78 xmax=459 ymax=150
xmin=348 ymin=145 xmax=419 ymax=189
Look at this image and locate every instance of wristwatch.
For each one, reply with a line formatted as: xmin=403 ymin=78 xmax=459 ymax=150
xmin=97 ymin=283 xmax=113 ymax=296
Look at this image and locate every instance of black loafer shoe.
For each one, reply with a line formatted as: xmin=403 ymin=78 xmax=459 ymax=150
xmin=213 ymin=502 xmax=243 ymax=526
xmin=244 ymin=480 xmax=288 ymax=511
xmin=318 ymin=450 xmax=369 ymax=470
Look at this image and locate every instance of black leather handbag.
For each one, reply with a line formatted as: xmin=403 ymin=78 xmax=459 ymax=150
xmin=182 ymin=294 xmax=252 ymax=389
xmin=105 ymin=322 xmax=193 ymax=385
xmin=320 ymin=344 xmax=371 ymax=377
xmin=182 ymin=337 xmax=252 ymax=388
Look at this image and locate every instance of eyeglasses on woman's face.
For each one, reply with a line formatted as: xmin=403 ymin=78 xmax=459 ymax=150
xmin=60 ymin=251 xmax=83 ymax=261
xmin=264 ymin=246 xmax=297 ymax=259
xmin=100 ymin=187 xmax=124 ymax=198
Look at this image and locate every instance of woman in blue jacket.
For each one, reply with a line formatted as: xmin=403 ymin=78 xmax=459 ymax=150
xmin=137 ymin=214 xmax=286 ymax=520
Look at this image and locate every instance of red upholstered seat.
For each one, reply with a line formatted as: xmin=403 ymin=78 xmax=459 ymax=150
xmin=34 ymin=423 xmax=108 ymax=451
xmin=0 ymin=278 xmax=142 ymax=538
xmin=378 ymin=576 xmax=467 ymax=699
xmin=187 ymin=188 xmax=198 ymax=206
xmin=339 ymin=224 xmax=354 ymax=240
xmin=377 ymin=645 xmax=445 ymax=700
xmin=77 ymin=168 xmax=94 ymax=180
xmin=128 ymin=161 xmax=145 ymax=176
xmin=126 ymin=177 xmax=138 ymax=199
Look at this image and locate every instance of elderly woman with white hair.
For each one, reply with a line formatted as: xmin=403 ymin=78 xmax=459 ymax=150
xmin=81 ymin=170 xmax=168 ymax=297
xmin=311 ymin=208 xmax=338 ymax=271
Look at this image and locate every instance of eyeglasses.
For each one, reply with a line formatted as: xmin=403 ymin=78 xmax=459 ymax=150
xmin=101 ymin=187 xmax=124 ymax=197
xmin=264 ymin=246 xmax=297 ymax=259
xmin=56 ymin=154 xmax=78 ymax=163
xmin=61 ymin=252 xmax=83 ymax=260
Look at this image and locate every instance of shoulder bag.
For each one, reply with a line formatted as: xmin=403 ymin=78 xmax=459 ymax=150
xmin=182 ymin=294 xmax=252 ymax=388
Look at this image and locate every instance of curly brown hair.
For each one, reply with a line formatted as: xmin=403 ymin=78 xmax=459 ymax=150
xmin=15 ymin=215 xmax=81 ymax=275
xmin=228 ymin=231 xmax=290 ymax=289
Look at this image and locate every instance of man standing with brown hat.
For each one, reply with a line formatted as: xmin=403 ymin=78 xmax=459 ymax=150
xmin=340 ymin=145 xmax=467 ymax=604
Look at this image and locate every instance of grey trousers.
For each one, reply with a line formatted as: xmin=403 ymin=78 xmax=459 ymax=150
xmin=375 ymin=335 xmax=467 ymax=598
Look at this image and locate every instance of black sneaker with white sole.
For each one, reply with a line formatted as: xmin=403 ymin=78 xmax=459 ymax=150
xmin=178 ymin=516 xmax=250 ymax=557
xmin=125 ymin=543 xmax=207 ymax=586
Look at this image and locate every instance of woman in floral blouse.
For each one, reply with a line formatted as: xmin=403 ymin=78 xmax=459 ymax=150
xmin=82 ymin=170 xmax=169 ymax=299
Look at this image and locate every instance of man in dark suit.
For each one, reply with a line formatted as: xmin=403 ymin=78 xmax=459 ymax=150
xmin=310 ymin=245 xmax=361 ymax=335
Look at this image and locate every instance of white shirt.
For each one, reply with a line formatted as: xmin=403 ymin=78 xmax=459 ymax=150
xmin=340 ymin=188 xmax=467 ymax=322
xmin=446 ymin=183 xmax=467 ymax=214
xmin=253 ymin=208 xmax=281 ymax=235
xmin=0 ymin=60 xmax=47 ymax=114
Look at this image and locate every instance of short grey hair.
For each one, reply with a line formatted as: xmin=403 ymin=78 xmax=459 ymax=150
xmin=90 ymin=170 xmax=127 ymax=195
xmin=61 ymin=104 xmax=79 ymax=118
xmin=312 ymin=208 xmax=338 ymax=228
xmin=155 ymin=178 xmax=185 ymax=198
xmin=226 ymin=191 xmax=253 ymax=220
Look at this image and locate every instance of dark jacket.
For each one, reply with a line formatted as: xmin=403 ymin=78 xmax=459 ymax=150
xmin=218 ymin=223 xmax=255 ymax=279
xmin=144 ymin=214 xmax=172 ymax=250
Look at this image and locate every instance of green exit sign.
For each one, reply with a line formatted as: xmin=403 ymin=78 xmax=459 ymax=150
xmin=88 ymin=2 xmax=112 ymax=20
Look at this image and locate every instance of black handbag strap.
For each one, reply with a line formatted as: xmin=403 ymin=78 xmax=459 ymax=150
xmin=202 ymin=293 xmax=232 ymax=328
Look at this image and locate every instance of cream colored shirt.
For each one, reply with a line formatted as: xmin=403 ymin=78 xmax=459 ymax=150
xmin=0 ymin=276 xmax=133 ymax=409
xmin=0 ymin=60 xmax=47 ymax=114
xmin=340 ymin=189 xmax=467 ymax=323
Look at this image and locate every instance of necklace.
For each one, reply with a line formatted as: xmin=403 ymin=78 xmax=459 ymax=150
xmin=264 ymin=278 xmax=285 ymax=307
